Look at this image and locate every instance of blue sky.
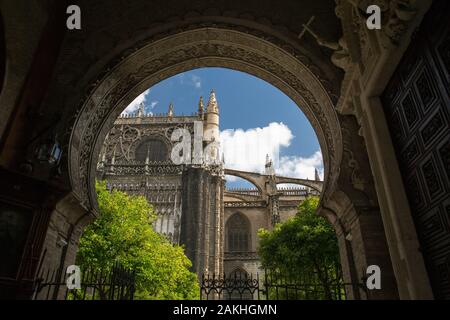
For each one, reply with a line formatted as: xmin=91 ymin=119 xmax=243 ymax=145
xmin=122 ymin=68 xmax=323 ymax=188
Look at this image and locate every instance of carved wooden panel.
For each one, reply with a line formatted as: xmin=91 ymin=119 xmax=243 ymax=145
xmin=382 ymin=1 xmax=450 ymax=299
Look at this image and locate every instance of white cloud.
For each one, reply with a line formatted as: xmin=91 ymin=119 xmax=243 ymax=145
xmin=277 ymin=151 xmax=324 ymax=180
xmin=191 ymin=75 xmax=201 ymax=89
xmin=220 ymin=122 xmax=323 ymax=181
xmin=150 ymin=101 xmax=158 ymax=109
xmin=122 ymin=89 xmax=150 ymax=115
xmin=220 ymin=122 xmax=293 ymax=173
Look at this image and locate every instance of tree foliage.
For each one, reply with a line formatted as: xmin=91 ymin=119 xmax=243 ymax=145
xmin=257 ymin=196 xmax=341 ymax=299
xmin=76 ymin=181 xmax=199 ymax=299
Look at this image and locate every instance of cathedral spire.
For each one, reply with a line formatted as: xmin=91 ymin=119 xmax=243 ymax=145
xmin=265 ymin=154 xmax=275 ymax=175
xmin=206 ymin=90 xmax=219 ymax=113
xmin=198 ymin=96 xmax=204 ymax=119
xmin=168 ymin=102 xmax=174 ymax=119
xmin=138 ymin=102 xmax=145 ymax=117
xmin=203 ymin=90 xmax=220 ymax=151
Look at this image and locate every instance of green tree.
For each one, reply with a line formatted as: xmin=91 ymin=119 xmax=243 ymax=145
xmin=76 ymin=181 xmax=199 ymax=300
xmin=257 ymin=196 xmax=342 ymax=299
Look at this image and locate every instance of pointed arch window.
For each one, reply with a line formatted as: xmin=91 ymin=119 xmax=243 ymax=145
xmin=226 ymin=213 xmax=251 ymax=252
xmin=229 ymin=267 xmax=249 ymax=278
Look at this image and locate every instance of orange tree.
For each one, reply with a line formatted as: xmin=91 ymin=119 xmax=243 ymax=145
xmin=76 ymin=181 xmax=199 ymax=299
xmin=257 ymin=196 xmax=341 ymax=299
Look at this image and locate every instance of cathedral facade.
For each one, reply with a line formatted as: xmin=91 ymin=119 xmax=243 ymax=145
xmin=96 ymin=91 xmax=321 ymax=278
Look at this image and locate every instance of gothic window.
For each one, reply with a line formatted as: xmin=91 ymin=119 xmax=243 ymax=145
xmin=135 ymin=139 xmax=168 ymax=162
xmin=226 ymin=213 xmax=250 ymax=252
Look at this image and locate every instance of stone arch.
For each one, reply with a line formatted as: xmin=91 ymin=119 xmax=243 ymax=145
xmin=224 ymin=173 xmax=263 ymax=195
xmin=65 ymin=27 xmax=342 ymax=212
xmin=48 ymin=21 xmax=401 ymax=300
xmin=28 ymin=3 xmax=398 ymax=299
xmin=0 ymin=0 xmax=426 ymax=299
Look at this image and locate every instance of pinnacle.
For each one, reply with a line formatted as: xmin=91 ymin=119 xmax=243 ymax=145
xmin=206 ymin=89 xmax=219 ymax=113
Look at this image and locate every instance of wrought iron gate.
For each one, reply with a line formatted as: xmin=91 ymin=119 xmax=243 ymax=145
xmin=32 ymin=263 xmax=136 ymax=300
xmin=200 ymin=270 xmax=361 ymax=300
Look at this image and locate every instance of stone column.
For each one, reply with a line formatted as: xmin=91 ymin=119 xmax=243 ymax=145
xmin=324 ymin=115 xmax=400 ymax=299
xmin=219 ymin=178 xmax=225 ymax=275
xmin=180 ymin=167 xmax=205 ymax=276
xmin=321 ymin=207 xmax=362 ymax=300
xmin=211 ymin=175 xmax=224 ymax=276
xmin=347 ymin=207 xmax=399 ymax=300
xmin=334 ymin=0 xmax=434 ymax=299
xmin=359 ymin=96 xmax=434 ymax=299
xmin=268 ymin=194 xmax=280 ymax=226
xmin=180 ymin=167 xmax=224 ymax=278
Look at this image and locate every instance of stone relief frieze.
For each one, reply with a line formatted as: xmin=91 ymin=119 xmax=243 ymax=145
xmin=101 ymin=123 xmax=181 ymax=163
xmin=333 ymin=0 xmax=421 ymax=125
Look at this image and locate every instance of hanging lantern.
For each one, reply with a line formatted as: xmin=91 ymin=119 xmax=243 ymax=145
xmin=35 ymin=134 xmax=62 ymax=165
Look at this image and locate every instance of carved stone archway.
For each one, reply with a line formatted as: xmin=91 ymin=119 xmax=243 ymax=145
xmin=0 ymin=0 xmax=437 ymax=300
xmin=62 ymin=25 xmax=401 ymax=299
xmin=68 ymin=28 xmax=342 ymax=213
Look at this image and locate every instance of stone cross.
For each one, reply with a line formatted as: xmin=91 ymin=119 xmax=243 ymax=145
xmin=297 ymin=16 xmax=315 ymax=41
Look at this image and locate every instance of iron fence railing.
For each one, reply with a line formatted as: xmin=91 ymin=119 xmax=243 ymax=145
xmin=200 ymin=269 xmax=367 ymax=300
xmin=32 ymin=263 xmax=136 ymax=300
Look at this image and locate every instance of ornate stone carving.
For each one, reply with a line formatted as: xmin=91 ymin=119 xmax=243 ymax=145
xmin=301 ymin=22 xmax=352 ymax=71
xmin=68 ymin=28 xmax=342 ymax=210
xmin=339 ymin=114 xmax=378 ymax=207
xmin=382 ymin=0 xmax=417 ymax=46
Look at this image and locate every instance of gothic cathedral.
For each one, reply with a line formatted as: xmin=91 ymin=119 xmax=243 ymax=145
xmin=96 ymin=91 xmax=321 ymax=277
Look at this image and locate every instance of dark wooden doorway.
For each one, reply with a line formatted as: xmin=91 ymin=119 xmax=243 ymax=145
xmin=382 ymin=0 xmax=450 ymax=299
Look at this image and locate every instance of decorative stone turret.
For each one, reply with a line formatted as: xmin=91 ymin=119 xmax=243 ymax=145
xmin=198 ymin=96 xmax=204 ymax=120
xmin=204 ymin=90 xmax=220 ymax=142
xmin=203 ymin=90 xmax=221 ymax=165
xmin=264 ymin=154 xmax=275 ymax=176
xmin=137 ymin=102 xmax=145 ymax=117
xmin=168 ymin=103 xmax=174 ymax=119
xmin=206 ymin=89 xmax=219 ymax=113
